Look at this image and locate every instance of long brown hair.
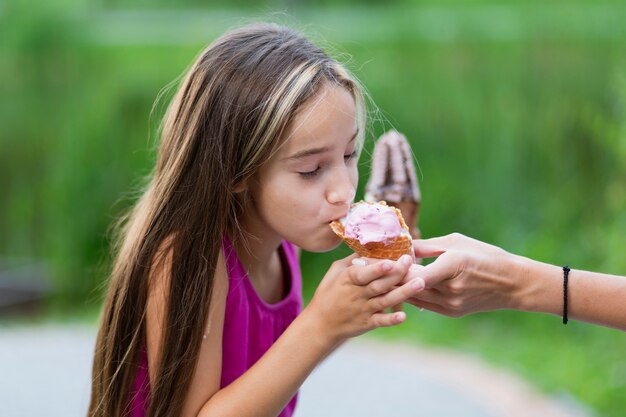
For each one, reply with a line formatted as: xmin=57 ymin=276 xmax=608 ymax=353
xmin=88 ymin=23 xmax=366 ymax=417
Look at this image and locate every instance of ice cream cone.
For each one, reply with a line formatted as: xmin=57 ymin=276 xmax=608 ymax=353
xmin=365 ymin=130 xmax=421 ymax=239
xmin=330 ymin=201 xmax=413 ymax=260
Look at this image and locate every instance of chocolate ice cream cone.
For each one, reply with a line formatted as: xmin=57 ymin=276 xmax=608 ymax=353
xmin=365 ymin=130 xmax=421 ymax=239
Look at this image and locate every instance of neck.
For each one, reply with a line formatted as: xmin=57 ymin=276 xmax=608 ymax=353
xmin=232 ymin=206 xmax=282 ymax=283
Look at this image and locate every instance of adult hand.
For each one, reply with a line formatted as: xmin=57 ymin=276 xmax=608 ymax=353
xmin=404 ymin=233 xmax=527 ymax=317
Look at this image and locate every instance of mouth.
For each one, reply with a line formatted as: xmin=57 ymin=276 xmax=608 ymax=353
xmin=328 ymin=212 xmax=348 ymax=224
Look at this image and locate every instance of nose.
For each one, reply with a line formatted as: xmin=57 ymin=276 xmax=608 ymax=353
xmin=326 ymin=169 xmax=356 ymax=206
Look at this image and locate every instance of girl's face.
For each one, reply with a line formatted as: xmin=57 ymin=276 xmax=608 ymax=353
xmin=247 ymin=83 xmax=359 ymax=252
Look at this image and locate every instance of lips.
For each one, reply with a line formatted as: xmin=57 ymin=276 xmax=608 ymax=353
xmin=328 ymin=213 xmax=348 ymax=224
xmin=326 ymin=202 xmax=352 ymax=224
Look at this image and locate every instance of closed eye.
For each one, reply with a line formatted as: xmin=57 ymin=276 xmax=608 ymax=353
xmin=299 ymin=151 xmax=357 ymax=179
xmin=299 ymin=167 xmax=321 ymax=178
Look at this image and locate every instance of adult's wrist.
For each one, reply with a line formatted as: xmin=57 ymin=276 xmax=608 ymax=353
xmin=512 ymin=256 xmax=562 ymax=315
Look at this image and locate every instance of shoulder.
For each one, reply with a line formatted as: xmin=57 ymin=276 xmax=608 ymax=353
xmin=149 ymin=235 xmax=175 ymax=285
xmin=149 ymin=234 xmax=229 ymax=292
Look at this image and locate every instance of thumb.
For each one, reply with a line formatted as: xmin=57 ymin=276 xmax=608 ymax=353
xmin=335 ymin=253 xmax=361 ymax=268
xmin=418 ymin=254 xmax=457 ymax=288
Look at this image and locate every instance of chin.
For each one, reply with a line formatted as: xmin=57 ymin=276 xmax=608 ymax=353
xmin=295 ymin=233 xmax=342 ymax=253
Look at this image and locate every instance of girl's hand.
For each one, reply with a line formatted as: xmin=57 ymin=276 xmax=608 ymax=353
xmin=404 ymin=233 xmax=525 ymax=317
xmin=306 ymin=253 xmax=425 ymax=347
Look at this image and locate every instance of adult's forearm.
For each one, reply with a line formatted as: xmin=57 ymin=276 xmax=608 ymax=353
xmin=517 ymin=257 xmax=626 ymax=330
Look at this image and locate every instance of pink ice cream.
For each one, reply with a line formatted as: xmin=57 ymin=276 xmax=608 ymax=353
xmin=342 ymin=203 xmax=407 ymax=245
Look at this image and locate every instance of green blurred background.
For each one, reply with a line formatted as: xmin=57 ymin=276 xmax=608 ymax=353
xmin=2 ymin=0 xmax=626 ymax=415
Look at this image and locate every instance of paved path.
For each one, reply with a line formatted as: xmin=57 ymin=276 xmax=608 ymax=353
xmin=0 ymin=324 xmax=591 ymax=417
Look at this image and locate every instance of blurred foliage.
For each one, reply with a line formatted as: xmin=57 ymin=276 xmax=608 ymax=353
xmin=1 ymin=0 xmax=626 ymax=415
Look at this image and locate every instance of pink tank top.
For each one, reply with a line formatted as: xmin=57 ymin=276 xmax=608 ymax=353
xmin=129 ymin=236 xmax=303 ymax=417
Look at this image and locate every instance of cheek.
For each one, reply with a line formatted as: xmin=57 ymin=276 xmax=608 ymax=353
xmin=350 ymin=165 xmax=359 ymax=187
xmin=283 ymin=181 xmax=324 ymax=217
xmin=344 ymin=164 xmax=359 ymax=197
xmin=261 ymin=178 xmax=320 ymax=222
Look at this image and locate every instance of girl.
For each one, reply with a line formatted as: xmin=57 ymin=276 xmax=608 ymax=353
xmin=88 ymin=23 xmax=424 ymax=417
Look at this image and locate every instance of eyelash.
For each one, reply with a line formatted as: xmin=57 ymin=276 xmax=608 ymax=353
xmin=299 ymin=151 xmax=358 ymax=179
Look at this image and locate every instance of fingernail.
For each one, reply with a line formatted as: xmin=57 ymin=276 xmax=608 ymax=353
xmin=400 ymin=255 xmax=412 ymax=266
xmin=410 ymin=278 xmax=425 ymax=291
xmin=382 ymin=261 xmax=393 ymax=271
xmin=395 ymin=311 xmax=406 ymax=321
xmin=351 ymin=258 xmax=368 ymax=267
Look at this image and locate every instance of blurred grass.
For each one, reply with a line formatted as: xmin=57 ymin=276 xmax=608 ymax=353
xmin=2 ymin=1 xmax=626 ymax=415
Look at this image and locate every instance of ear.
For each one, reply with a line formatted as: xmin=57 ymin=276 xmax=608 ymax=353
xmin=232 ymin=180 xmax=248 ymax=193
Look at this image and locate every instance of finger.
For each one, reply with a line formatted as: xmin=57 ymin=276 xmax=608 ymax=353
xmin=369 ymin=278 xmax=425 ymax=311
xmin=351 ymin=254 xmax=412 ymax=286
xmin=417 ymin=255 xmax=459 ymax=288
xmin=405 ymin=298 xmax=462 ymax=318
xmin=326 ymin=254 xmax=361 ymax=276
xmin=368 ymin=311 xmax=407 ymax=329
xmin=412 ymin=233 xmax=463 ymax=258
xmin=391 ymin=303 xmax=404 ymax=313
xmin=397 ymin=263 xmax=426 ymax=285
xmin=349 ymin=259 xmax=392 ymax=285
xmin=351 ymin=258 xmax=368 ymax=267
xmin=411 ymin=287 xmax=473 ymax=315
xmin=408 ymin=288 xmax=443 ymax=305
xmin=365 ymin=273 xmax=406 ymax=296
xmin=334 ymin=253 xmax=361 ymax=269
xmin=363 ymin=255 xmax=414 ymax=295
xmin=384 ymin=264 xmax=425 ymax=289
xmin=411 ymin=238 xmax=446 ymax=259
xmin=359 ymin=256 xmax=382 ymax=265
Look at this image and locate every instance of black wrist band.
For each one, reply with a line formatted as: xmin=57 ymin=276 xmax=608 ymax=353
xmin=562 ymin=265 xmax=571 ymax=325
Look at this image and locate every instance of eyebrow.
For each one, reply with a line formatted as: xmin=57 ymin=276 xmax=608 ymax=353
xmin=283 ymin=129 xmax=359 ymax=161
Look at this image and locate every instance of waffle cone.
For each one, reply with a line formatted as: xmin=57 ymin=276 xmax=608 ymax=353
xmin=329 ymin=202 xmax=413 ymax=260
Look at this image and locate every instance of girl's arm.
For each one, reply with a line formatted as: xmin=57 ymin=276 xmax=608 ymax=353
xmin=146 ymin=246 xmax=229 ymax=417
xmin=198 ymin=303 xmax=328 ymax=416
xmin=148 ymin=251 xmax=424 ymax=417
xmin=407 ymin=233 xmax=626 ymax=331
